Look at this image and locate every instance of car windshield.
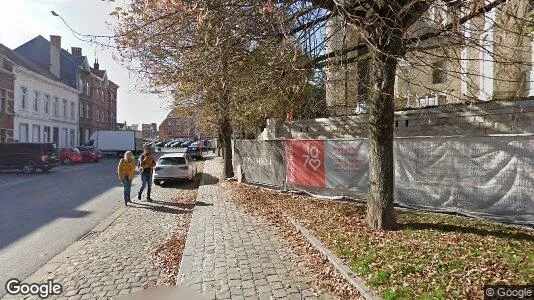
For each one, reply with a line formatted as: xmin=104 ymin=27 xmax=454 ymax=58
xmin=42 ymin=144 xmax=56 ymax=155
xmin=158 ymin=157 xmax=186 ymax=165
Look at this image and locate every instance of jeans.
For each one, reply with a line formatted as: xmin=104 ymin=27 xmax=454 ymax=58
xmin=122 ymin=179 xmax=132 ymax=203
xmin=139 ymin=170 xmax=153 ymax=198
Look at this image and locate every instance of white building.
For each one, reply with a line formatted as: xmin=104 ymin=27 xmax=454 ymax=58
xmin=13 ymin=65 xmax=79 ymax=148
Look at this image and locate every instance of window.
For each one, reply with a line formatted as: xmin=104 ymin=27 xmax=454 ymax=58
xmin=43 ymin=126 xmax=51 ymax=142
xmin=79 ymin=102 xmax=84 ymax=118
xmin=87 ymin=106 xmax=91 ymax=119
xmin=19 ymin=123 xmax=29 ymax=142
xmin=62 ymin=99 xmax=67 ymax=117
xmin=0 ymin=129 xmax=7 ymax=143
xmin=85 ymin=82 xmax=90 ymax=96
xmin=70 ymin=102 xmax=75 ymax=119
xmin=432 ymin=61 xmax=447 ymax=84
xmin=44 ymin=95 xmax=50 ymax=114
xmin=69 ymin=129 xmax=75 ymax=147
xmin=53 ymin=97 xmax=59 ymax=115
xmin=0 ymin=89 xmax=7 ymax=113
xmin=63 ymin=128 xmax=68 ymax=148
xmin=21 ymin=87 xmax=27 ymax=109
xmin=32 ymin=124 xmax=41 ymax=142
xmin=96 ymin=109 xmax=100 ymax=121
xmin=33 ymin=91 xmax=39 ymax=111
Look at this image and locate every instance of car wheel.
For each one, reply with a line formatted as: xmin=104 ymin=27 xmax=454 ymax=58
xmin=63 ymin=158 xmax=72 ymax=165
xmin=22 ymin=163 xmax=35 ymax=174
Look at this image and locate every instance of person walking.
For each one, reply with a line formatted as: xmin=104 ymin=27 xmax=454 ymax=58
xmin=138 ymin=146 xmax=157 ymax=201
xmin=117 ymin=151 xmax=136 ymax=205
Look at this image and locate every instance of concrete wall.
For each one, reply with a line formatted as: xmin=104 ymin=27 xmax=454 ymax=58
xmin=264 ymin=98 xmax=534 ymax=139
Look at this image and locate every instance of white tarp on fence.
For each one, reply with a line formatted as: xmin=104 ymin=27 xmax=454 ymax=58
xmin=394 ymin=136 xmax=534 ymax=224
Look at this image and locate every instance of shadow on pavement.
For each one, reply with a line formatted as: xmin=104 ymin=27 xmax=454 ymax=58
xmin=0 ymin=160 xmax=122 ymax=250
xmin=130 ymin=201 xmax=193 ymax=215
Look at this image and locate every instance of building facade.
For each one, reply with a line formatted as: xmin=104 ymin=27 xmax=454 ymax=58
xmin=13 ymin=65 xmax=79 ymax=147
xmin=324 ymin=0 xmax=534 ymax=113
xmin=0 ymin=53 xmax=14 ymax=143
xmin=159 ymin=107 xmax=200 ymax=140
xmin=15 ymin=35 xmax=118 ymax=145
xmin=142 ymin=123 xmax=158 ymax=140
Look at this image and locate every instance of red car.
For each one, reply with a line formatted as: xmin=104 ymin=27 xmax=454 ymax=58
xmin=58 ymin=147 xmax=83 ymax=165
xmin=78 ymin=147 xmax=103 ymax=163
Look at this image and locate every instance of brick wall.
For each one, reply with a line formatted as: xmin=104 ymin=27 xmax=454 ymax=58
xmin=265 ymin=98 xmax=534 ymax=139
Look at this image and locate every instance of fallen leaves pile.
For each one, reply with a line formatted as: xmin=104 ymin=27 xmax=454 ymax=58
xmin=229 ymin=182 xmax=534 ymax=300
xmin=151 ymin=163 xmax=204 ymax=285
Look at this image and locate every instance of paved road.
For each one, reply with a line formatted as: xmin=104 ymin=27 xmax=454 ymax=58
xmin=0 ymin=159 xmax=127 ymax=296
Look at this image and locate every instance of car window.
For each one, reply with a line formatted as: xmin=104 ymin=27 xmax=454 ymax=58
xmin=42 ymin=144 xmax=56 ymax=155
xmin=158 ymin=157 xmax=186 ymax=165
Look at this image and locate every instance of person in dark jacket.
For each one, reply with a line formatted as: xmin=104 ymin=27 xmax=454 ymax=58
xmin=138 ymin=146 xmax=156 ymax=201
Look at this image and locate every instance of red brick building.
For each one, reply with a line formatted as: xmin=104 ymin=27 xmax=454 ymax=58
xmin=158 ymin=107 xmax=200 ymax=140
xmin=0 ymin=54 xmax=14 ymax=143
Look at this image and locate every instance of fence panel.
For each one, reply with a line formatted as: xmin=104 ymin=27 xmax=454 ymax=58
xmin=233 ymin=140 xmax=285 ymax=187
xmin=394 ymin=135 xmax=534 ymax=224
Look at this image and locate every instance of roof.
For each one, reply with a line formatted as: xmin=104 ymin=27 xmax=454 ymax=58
xmin=14 ymin=35 xmax=86 ymax=89
xmin=90 ymin=67 xmax=106 ymax=79
xmin=0 ymin=42 xmax=60 ymax=81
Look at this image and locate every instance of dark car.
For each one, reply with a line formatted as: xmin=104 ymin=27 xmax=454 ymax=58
xmin=58 ymin=147 xmax=83 ymax=165
xmin=185 ymin=146 xmax=203 ymax=160
xmin=0 ymin=143 xmax=59 ymax=174
xmin=78 ymin=147 xmax=103 ymax=163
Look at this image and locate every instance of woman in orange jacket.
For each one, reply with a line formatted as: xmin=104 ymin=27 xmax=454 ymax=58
xmin=117 ymin=151 xmax=136 ymax=205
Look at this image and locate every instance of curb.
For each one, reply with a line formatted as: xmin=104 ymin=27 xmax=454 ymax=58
xmin=288 ymin=219 xmax=382 ymax=300
xmin=16 ymin=206 xmax=129 ymax=285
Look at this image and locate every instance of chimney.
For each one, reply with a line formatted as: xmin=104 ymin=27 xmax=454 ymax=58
xmin=71 ymin=47 xmax=82 ymax=57
xmin=94 ymin=58 xmax=99 ymax=70
xmin=49 ymin=35 xmax=61 ymax=78
xmin=50 ymin=35 xmax=61 ymax=49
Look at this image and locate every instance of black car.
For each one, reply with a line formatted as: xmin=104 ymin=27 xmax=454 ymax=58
xmin=185 ymin=146 xmax=203 ymax=160
xmin=0 ymin=143 xmax=60 ymax=174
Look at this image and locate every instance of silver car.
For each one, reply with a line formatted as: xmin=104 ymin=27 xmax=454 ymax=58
xmin=153 ymin=153 xmax=198 ymax=185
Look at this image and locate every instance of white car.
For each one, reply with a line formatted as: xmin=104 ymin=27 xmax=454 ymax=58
xmin=153 ymin=153 xmax=198 ymax=185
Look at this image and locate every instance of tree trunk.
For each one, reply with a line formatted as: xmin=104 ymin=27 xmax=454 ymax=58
xmin=366 ymin=30 xmax=402 ymax=230
xmin=218 ymin=115 xmax=234 ymax=180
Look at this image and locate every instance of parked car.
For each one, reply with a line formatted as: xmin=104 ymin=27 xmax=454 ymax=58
xmin=164 ymin=141 xmax=175 ymax=147
xmin=181 ymin=141 xmax=193 ymax=148
xmin=0 ymin=143 xmax=59 ymax=174
xmin=78 ymin=147 xmax=103 ymax=163
xmin=153 ymin=153 xmax=198 ymax=185
xmin=185 ymin=145 xmax=203 ymax=160
xmin=58 ymin=147 xmax=83 ymax=165
xmin=155 ymin=141 xmax=166 ymax=147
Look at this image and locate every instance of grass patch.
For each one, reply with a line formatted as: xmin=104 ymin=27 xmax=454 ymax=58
xmin=230 ymin=183 xmax=534 ymax=299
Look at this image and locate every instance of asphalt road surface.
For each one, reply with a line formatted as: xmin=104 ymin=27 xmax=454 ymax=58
xmin=0 ymin=158 xmax=128 ymax=296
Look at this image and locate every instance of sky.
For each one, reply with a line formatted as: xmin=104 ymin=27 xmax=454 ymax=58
xmin=0 ymin=0 xmax=173 ymax=126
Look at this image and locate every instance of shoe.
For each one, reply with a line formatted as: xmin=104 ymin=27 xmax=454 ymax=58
xmin=137 ymin=192 xmax=142 ymax=200
xmin=147 ymin=197 xmax=153 ymax=202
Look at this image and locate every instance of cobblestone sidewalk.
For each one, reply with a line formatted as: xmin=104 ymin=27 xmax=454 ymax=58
xmin=179 ymin=158 xmax=329 ymax=300
xmin=3 ymin=179 xmax=192 ymax=300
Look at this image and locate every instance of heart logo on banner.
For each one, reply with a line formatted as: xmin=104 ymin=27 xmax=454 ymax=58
xmin=307 ymin=158 xmax=321 ymax=171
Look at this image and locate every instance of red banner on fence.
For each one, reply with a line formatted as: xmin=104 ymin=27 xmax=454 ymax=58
xmin=285 ymin=140 xmax=325 ymax=188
